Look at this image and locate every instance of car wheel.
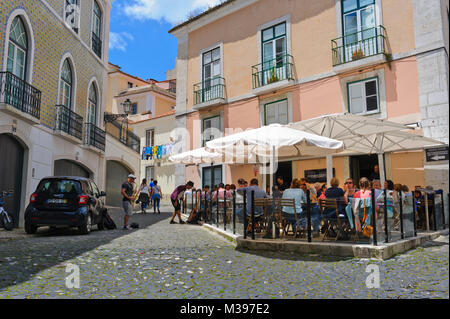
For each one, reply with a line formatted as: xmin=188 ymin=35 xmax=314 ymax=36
xmin=78 ymin=213 xmax=92 ymax=235
xmin=25 ymin=222 xmax=37 ymax=234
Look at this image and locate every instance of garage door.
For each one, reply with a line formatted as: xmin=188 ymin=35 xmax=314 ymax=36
xmin=54 ymin=160 xmax=90 ymax=178
xmin=106 ymin=160 xmax=131 ymax=207
xmin=0 ymin=134 xmax=24 ymax=228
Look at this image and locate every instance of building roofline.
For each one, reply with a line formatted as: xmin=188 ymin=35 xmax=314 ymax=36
xmin=129 ymin=110 xmax=176 ymax=124
xmin=116 ymin=83 xmax=176 ymax=100
xmin=168 ymin=0 xmax=235 ymax=34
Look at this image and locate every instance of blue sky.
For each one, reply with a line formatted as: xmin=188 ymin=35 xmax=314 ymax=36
xmin=108 ymin=0 xmax=223 ymax=81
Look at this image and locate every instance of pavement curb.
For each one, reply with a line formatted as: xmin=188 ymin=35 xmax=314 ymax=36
xmin=236 ymin=229 xmax=449 ymax=260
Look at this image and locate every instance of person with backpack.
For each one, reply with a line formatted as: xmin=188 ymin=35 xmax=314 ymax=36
xmin=138 ymin=178 xmax=150 ymax=214
xmin=170 ymin=181 xmax=194 ymax=224
xmin=151 ymin=180 xmax=162 ymax=214
xmin=121 ymin=174 xmax=137 ymax=230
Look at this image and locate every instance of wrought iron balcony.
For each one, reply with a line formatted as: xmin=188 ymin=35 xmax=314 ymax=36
xmin=252 ymin=54 xmax=294 ymax=89
xmin=331 ymin=26 xmax=387 ymax=66
xmin=0 ymin=71 xmax=41 ymax=119
xmin=54 ymin=105 xmax=83 ymax=140
xmin=193 ymin=76 xmax=225 ymax=105
xmin=104 ymin=114 xmax=140 ymax=153
xmin=92 ymin=32 xmax=102 ymax=59
xmin=84 ymin=123 xmax=106 ymax=151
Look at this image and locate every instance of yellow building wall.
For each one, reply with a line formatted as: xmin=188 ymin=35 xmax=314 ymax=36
xmin=390 ymin=151 xmax=425 ymax=191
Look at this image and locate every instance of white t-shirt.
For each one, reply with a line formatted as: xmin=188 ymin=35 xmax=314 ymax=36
xmin=152 ymin=185 xmax=161 ymax=196
xmin=140 ymin=185 xmax=150 ymax=194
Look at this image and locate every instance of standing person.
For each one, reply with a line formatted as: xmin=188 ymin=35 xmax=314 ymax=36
xmin=138 ymin=178 xmax=150 ymax=214
xmin=369 ymin=164 xmax=380 ymax=181
xmin=151 ymin=180 xmax=162 ymax=214
xmin=121 ymin=174 xmax=137 ymax=230
xmin=372 ymin=179 xmax=382 ymax=199
xmin=170 ymin=181 xmax=194 ymax=224
xmin=148 ymin=178 xmax=155 ymax=206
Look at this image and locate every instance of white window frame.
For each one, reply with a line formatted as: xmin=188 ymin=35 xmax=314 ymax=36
xmin=259 ymin=93 xmax=293 ymax=127
xmin=347 ymin=77 xmax=380 ymax=115
xmin=2 ymin=9 xmax=35 ymax=84
xmin=146 ymin=129 xmax=155 ymax=147
xmin=91 ymin=0 xmax=104 ymax=58
xmin=341 ymin=68 xmax=386 ymax=119
xmin=257 ymin=15 xmax=291 ymax=65
xmin=199 ymin=42 xmax=223 ymax=84
xmin=57 ymin=53 xmax=77 ymax=111
xmin=199 ymin=164 xmax=226 ymax=188
xmin=335 ymin=0 xmax=383 ymax=39
xmin=202 ymin=114 xmax=222 ymax=146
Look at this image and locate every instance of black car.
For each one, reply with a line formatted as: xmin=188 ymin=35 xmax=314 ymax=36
xmin=25 ymin=177 xmax=107 ymax=235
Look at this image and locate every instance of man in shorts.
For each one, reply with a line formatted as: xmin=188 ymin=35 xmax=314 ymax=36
xmin=121 ymin=174 xmax=136 ymax=230
xmin=170 ymin=181 xmax=194 ymax=224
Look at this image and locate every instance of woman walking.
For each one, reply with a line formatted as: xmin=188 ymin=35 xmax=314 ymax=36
xmin=138 ymin=178 xmax=150 ymax=214
xmin=151 ymin=180 xmax=162 ymax=214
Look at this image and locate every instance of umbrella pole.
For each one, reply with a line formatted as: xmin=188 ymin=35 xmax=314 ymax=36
xmin=378 ymin=153 xmax=386 ymax=188
xmin=326 ymin=154 xmax=333 ymax=187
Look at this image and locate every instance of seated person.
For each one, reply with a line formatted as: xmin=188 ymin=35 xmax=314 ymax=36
xmin=299 ymin=180 xmax=322 ymax=234
xmin=352 ymin=177 xmax=375 ymax=232
xmin=281 ymin=179 xmax=305 ymax=230
xmin=236 ymin=179 xmax=268 ymax=223
xmin=322 ymin=178 xmax=347 ymax=219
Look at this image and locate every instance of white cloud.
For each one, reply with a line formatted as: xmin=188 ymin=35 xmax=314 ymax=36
xmin=109 ymin=32 xmax=134 ymax=51
xmin=122 ymin=0 xmax=223 ymax=25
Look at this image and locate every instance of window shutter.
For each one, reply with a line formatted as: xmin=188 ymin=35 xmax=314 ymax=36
xmin=349 ymin=83 xmax=364 ymax=114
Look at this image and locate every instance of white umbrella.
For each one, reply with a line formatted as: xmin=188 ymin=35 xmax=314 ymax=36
xmin=168 ymin=147 xmax=222 ymax=164
xmin=206 ymin=124 xmax=344 ymax=192
xmin=290 ymin=113 xmax=445 ymax=186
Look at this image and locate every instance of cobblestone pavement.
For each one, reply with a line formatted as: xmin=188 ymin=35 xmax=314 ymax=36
xmin=0 ymin=207 xmax=448 ymax=299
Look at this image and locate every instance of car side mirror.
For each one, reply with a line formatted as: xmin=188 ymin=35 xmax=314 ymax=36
xmin=100 ymin=191 xmax=106 ymax=197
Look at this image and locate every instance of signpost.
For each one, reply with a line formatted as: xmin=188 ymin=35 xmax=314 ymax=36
xmin=425 ymin=147 xmax=449 ymax=163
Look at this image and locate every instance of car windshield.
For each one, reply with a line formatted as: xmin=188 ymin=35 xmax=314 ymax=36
xmin=36 ymin=179 xmax=81 ymax=196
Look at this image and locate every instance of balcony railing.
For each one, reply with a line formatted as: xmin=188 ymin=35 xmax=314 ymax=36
xmin=84 ymin=123 xmax=106 ymax=151
xmin=54 ymin=105 xmax=83 ymax=140
xmin=194 ymin=77 xmax=225 ymax=105
xmin=331 ymin=26 xmax=386 ymax=66
xmin=0 ymin=71 xmax=41 ymax=119
xmin=104 ymin=114 xmax=140 ymax=153
xmin=92 ymin=32 xmax=102 ymax=59
xmin=252 ymin=54 xmax=294 ymax=89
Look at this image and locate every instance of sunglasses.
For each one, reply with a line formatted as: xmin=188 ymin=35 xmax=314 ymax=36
xmin=344 ymin=182 xmax=353 ymax=184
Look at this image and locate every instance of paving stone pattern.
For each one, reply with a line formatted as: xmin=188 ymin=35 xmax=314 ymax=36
xmin=0 ymin=207 xmax=448 ymax=299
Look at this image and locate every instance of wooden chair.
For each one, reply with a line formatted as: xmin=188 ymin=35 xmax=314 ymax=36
xmin=318 ymin=198 xmax=348 ymax=241
xmin=246 ymin=198 xmax=269 ymax=234
xmin=271 ymin=198 xmax=298 ymax=237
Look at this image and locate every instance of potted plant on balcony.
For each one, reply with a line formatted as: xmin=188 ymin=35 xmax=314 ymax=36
xmin=267 ymin=67 xmax=279 ymax=84
xmin=352 ymin=48 xmax=364 ymax=60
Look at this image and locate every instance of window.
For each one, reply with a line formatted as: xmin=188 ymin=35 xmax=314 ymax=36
xmin=92 ymin=1 xmax=102 ymax=58
xmin=202 ymin=47 xmax=221 ymax=88
xmin=127 ymin=82 xmax=133 ymax=88
xmin=342 ymin=0 xmax=376 ymax=44
xmin=146 ymin=129 xmax=155 ymax=147
xmin=131 ymin=103 xmax=138 ymax=115
xmin=262 ymin=22 xmax=286 ymax=65
xmin=65 ymin=0 xmax=80 ymax=34
xmin=202 ymin=165 xmax=222 ymax=189
xmin=6 ymin=16 xmax=28 ymax=80
xmin=347 ymin=78 xmax=379 ymax=115
xmin=59 ymin=59 xmax=73 ymax=108
xmin=202 ymin=116 xmax=221 ymax=146
xmin=87 ymin=83 xmax=97 ymax=124
xmin=264 ymin=99 xmax=289 ymax=125
xmin=145 ymin=166 xmax=154 ymax=181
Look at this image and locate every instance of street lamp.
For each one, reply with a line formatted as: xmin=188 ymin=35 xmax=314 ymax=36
xmin=104 ymin=98 xmax=133 ymax=123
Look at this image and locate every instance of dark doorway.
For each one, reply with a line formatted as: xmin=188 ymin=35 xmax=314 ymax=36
xmin=274 ymin=161 xmax=292 ymax=188
xmin=106 ymin=160 xmax=131 ymax=207
xmin=0 ymin=134 xmax=24 ymax=228
xmin=350 ymin=154 xmax=384 ymax=183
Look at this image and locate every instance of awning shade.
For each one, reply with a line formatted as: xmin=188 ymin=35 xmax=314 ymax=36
xmin=168 ymin=147 xmax=222 ymax=164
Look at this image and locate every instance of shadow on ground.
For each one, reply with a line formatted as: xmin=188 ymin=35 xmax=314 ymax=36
xmin=235 ymin=248 xmax=353 ymax=262
xmin=0 ymin=208 xmax=169 ymax=291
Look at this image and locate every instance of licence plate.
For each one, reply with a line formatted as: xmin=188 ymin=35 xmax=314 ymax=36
xmin=47 ymin=199 xmax=67 ymax=204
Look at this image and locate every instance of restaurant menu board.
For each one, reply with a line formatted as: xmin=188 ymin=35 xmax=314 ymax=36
xmin=304 ymin=168 xmax=335 ymax=183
